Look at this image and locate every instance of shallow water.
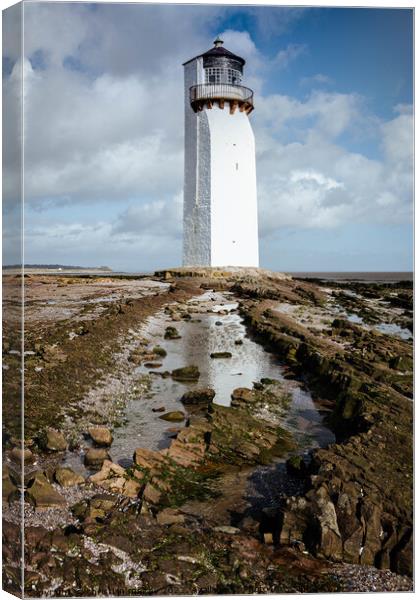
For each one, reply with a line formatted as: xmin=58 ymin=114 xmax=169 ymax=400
xmin=109 ymin=291 xmax=334 ymax=468
xmin=347 ymin=313 xmax=412 ymax=340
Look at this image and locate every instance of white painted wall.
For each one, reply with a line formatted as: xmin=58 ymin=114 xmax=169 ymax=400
xmin=183 ymin=57 xmax=259 ymax=267
xmin=207 ymin=107 xmax=259 ymax=267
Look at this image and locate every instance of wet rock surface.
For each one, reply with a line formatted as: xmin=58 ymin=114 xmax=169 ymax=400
xmin=2 ymin=269 xmax=412 ymax=595
xmin=236 ymin=275 xmax=413 ymax=578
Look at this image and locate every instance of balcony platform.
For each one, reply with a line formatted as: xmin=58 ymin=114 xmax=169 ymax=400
xmin=190 ymin=83 xmax=254 ymax=114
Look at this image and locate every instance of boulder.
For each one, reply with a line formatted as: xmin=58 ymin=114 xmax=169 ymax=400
xmin=145 ymin=362 xmax=163 ymax=369
xmin=84 ymin=448 xmax=110 ymax=468
xmin=164 ymin=326 xmax=181 ymax=340
xmin=180 ymin=388 xmax=215 ymax=405
xmin=54 ymin=467 xmax=85 ymax=487
xmin=88 ymin=427 xmax=113 ymax=447
xmin=210 ymin=352 xmax=232 ymax=359
xmin=234 ymin=339 xmax=243 ymax=345
xmin=159 ymin=411 xmax=186 ymax=422
xmin=39 ymin=429 xmax=67 ymax=452
xmin=26 ymin=472 xmax=66 ymax=510
xmin=171 ymin=366 xmax=200 ymax=381
xmin=152 ymin=406 xmax=166 ymax=412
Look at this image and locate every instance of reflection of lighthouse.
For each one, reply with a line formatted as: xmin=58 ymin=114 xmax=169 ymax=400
xmin=182 ymin=37 xmax=259 ymax=267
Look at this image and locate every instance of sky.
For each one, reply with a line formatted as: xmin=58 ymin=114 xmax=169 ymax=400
xmin=2 ymin=2 xmax=414 ymax=272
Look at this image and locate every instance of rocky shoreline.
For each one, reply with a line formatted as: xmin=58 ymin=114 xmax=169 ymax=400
xmin=2 ymin=269 xmax=413 ymax=595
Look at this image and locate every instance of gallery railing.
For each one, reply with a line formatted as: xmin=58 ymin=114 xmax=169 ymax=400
xmin=189 ymin=83 xmax=254 ymax=113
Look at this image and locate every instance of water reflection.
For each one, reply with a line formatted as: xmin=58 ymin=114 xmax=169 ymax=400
xmin=109 ymin=292 xmax=334 ymax=467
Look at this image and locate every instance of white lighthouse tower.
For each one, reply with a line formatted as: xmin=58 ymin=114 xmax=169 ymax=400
xmin=183 ymin=37 xmax=259 ymax=267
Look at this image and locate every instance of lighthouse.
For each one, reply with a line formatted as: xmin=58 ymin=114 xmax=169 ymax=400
xmin=182 ymin=37 xmax=259 ymax=267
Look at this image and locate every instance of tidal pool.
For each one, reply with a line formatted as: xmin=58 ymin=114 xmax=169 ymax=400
xmin=109 ymin=291 xmax=334 ymax=468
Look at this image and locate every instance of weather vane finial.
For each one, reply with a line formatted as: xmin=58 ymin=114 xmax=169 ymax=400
xmin=214 ymin=35 xmax=224 ymax=47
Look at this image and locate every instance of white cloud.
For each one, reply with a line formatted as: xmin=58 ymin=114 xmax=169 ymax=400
xmin=274 ymin=43 xmax=307 ymax=69
xmin=300 ymin=73 xmax=333 ymax=87
xmin=255 ymin=98 xmax=413 ymax=235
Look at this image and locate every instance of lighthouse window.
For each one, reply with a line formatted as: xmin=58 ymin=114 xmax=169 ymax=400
xmin=205 ymin=68 xmax=242 ymax=85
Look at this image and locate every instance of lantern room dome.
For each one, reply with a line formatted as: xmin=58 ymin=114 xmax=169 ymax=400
xmin=201 ymin=39 xmax=245 ymax=67
xmin=182 ymin=37 xmax=246 ymax=69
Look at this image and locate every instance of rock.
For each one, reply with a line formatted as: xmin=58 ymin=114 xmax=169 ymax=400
xmin=152 ymin=406 xmax=166 ymax=412
xmin=156 ymin=508 xmax=185 ymax=526
xmin=84 ymin=448 xmax=110 ymax=468
xmin=122 ymin=478 xmax=142 ymax=498
xmin=143 ymin=483 xmax=162 ymax=504
xmin=153 ymin=346 xmax=167 ymax=357
xmin=312 ymin=491 xmax=342 ymax=561
xmin=159 ymin=411 xmax=185 ymax=422
xmin=145 ymin=362 xmax=163 ymax=369
xmin=213 ymin=525 xmax=240 ymax=535
xmin=39 ymin=429 xmax=67 ymax=452
xmin=180 ymin=388 xmax=215 ymax=405
xmin=83 ymin=494 xmax=118 ymax=520
xmin=215 ymin=321 xmax=223 ymax=326
xmin=2 ymin=465 xmax=18 ymax=502
xmin=171 ymin=366 xmax=200 ymax=381
xmin=26 ymin=472 xmax=66 ymax=510
xmin=88 ymin=427 xmax=113 ymax=447
xmin=54 ymin=467 xmax=84 ymax=487
xmin=210 ymin=352 xmax=232 ymax=359
xmin=10 ymin=447 xmax=35 ymax=465
xmin=279 ymin=497 xmax=310 ymax=546
xmin=164 ymin=326 xmax=181 ymax=340
xmin=165 ymin=438 xmax=206 ymax=467
xmin=133 ymin=447 xmax=165 ymax=470
xmin=234 ymin=339 xmax=243 ymax=345
xmin=89 ymin=460 xmax=126 ymax=484
xmin=231 ymin=387 xmax=254 ymax=406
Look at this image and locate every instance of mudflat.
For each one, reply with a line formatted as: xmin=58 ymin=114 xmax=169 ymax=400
xmin=2 ymin=269 xmax=413 ymax=596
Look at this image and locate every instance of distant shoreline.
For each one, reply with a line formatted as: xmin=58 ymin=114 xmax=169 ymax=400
xmin=288 ymin=271 xmax=413 ymax=282
xmin=2 ymin=267 xmax=412 ymax=283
